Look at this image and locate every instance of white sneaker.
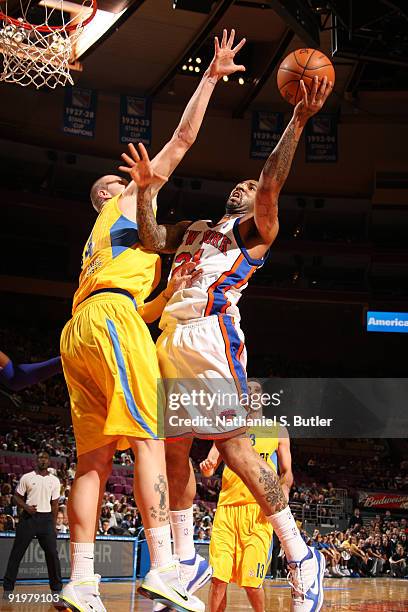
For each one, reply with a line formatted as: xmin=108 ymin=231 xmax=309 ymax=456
xmin=287 ymin=547 xmax=325 ymax=611
xmin=60 ymin=575 xmax=106 ymax=612
xmin=138 ymin=560 xmax=204 ymax=612
xmin=152 ymin=553 xmax=212 ymax=611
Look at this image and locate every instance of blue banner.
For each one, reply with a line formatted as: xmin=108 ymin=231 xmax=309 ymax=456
xmin=250 ymin=111 xmax=284 ymax=159
xmin=62 ymin=87 xmax=97 ymax=138
xmin=120 ymin=96 xmax=152 ymax=145
xmin=305 ymin=113 xmax=337 ymax=162
xmin=367 ymin=311 xmax=408 ymax=333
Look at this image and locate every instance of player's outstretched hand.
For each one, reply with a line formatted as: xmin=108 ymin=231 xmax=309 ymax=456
xmin=200 ymin=458 xmax=216 ymax=477
xmin=119 ymin=143 xmax=167 ymax=190
xmin=294 ymin=75 xmax=333 ymax=123
xmin=208 ymin=28 xmax=246 ymax=80
xmin=164 ymin=262 xmax=203 ymax=299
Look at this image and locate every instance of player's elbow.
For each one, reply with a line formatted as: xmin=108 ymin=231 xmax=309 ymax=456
xmin=138 ymin=232 xmax=166 ymax=253
xmin=255 ymin=216 xmax=279 ymax=245
xmin=173 ymin=127 xmax=196 ymax=149
xmin=286 ymin=471 xmax=294 ymax=490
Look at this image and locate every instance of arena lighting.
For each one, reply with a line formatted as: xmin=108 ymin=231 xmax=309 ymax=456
xmin=222 ymin=75 xmax=228 ymax=81
xmin=238 ymin=77 xmax=245 ymax=85
xmin=173 ymin=0 xmax=215 ymax=13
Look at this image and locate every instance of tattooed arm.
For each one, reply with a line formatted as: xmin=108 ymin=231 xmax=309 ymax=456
xmin=255 ymin=75 xmax=333 ymax=244
xmin=118 ymin=142 xmax=190 ymax=252
xmin=137 ymin=185 xmax=190 ymax=253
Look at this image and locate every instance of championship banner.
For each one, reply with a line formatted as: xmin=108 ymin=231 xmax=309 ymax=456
xmin=305 ymin=113 xmax=337 ymax=162
xmin=63 ymin=87 xmax=97 ymax=138
xmin=358 ymin=490 xmax=408 ymax=510
xmin=120 ymin=95 xmax=152 ymax=145
xmin=250 ymin=111 xmax=284 ymax=159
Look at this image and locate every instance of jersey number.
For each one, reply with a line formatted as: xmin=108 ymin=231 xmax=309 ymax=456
xmin=256 ymin=563 xmax=265 ymax=578
xmin=174 ymin=248 xmax=203 ymax=266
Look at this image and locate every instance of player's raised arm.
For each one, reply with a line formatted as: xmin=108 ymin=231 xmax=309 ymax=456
xmin=119 ymin=142 xmax=190 ymax=252
xmin=254 ymin=76 xmax=333 ymax=245
xmin=119 ymin=28 xmax=246 ymax=217
xmin=149 ymin=29 xmax=245 ymax=189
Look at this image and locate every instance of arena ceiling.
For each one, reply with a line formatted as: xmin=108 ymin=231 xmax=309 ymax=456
xmin=1 ymin=0 xmax=407 ymax=120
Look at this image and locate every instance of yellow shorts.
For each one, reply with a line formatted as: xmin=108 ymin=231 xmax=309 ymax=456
xmin=60 ymin=293 xmax=163 ymax=456
xmin=209 ymin=503 xmax=273 ymax=588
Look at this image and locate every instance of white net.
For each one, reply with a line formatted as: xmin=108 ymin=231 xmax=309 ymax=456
xmin=0 ymin=0 xmax=95 ymax=89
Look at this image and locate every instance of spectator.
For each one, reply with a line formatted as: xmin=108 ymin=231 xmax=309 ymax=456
xmin=98 ymin=519 xmax=114 ymax=536
xmin=390 ymin=544 xmax=407 ymax=578
xmin=349 ymin=508 xmax=362 ymax=529
xmin=55 ymin=511 xmax=68 ymax=534
xmin=196 ymin=528 xmax=208 ymax=542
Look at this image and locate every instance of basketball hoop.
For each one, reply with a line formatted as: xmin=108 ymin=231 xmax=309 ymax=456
xmin=0 ymin=0 xmax=97 ymax=88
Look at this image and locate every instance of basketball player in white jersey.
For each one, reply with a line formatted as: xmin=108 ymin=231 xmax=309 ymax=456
xmin=120 ymin=75 xmax=332 ymax=611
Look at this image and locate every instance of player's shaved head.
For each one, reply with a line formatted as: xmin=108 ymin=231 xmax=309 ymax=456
xmin=90 ymin=174 xmax=128 ymax=213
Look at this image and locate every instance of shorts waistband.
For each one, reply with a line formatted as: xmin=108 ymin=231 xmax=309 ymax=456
xmin=165 ymin=313 xmax=238 ymax=331
xmin=75 ymin=288 xmax=138 ymax=313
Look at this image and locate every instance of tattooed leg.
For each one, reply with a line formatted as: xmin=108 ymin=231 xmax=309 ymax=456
xmin=215 ymin=435 xmax=287 ymax=515
xmin=129 ymin=438 xmax=170 ymax=528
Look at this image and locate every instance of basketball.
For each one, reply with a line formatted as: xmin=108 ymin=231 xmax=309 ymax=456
xmin=277 ymin=48 xmax=335 ymax=105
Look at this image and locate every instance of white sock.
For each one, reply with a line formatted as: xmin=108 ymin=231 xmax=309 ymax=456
xmin=267 ymin=506 xmax=309 ymax=562
xmin=145 ymin=525 xmax=173 ymax=569
xmin=169 ymin=507 xmax=196 ymax=562
xmin=70 ymin=542 xmax=94 ymax=581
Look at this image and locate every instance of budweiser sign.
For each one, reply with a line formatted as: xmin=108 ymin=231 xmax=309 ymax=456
xmin=358 ymin=490 xmax=408 ymax=510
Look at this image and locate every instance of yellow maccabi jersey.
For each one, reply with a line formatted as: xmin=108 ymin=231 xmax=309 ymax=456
xmin=218 ymin=426 xmax=279 ymax=506
xmin=72 ymin=195 xmax=161 ymax=314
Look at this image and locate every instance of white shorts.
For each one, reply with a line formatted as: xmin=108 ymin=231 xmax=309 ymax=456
xmin=157 ymin=314 xmax=249 ymax=439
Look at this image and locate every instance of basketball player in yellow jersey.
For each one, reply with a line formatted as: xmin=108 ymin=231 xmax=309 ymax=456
xmin=200 ymin=381 xmax=293 ymax=612
xmin=59 ymin=29 xmax=247 ymax=612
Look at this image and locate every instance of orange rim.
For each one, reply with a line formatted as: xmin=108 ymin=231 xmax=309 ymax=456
xmin=0 ymin=0 xmax=97 ymax=32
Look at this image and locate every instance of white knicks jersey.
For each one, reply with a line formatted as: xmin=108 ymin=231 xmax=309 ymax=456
xmin=159 ymin=216 xmax=267 ymax=328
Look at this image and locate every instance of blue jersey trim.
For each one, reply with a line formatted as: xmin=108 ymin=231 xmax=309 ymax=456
xmin=233 ymin=217 xmax=268 ymax=266
xmin=110 ymin=215 xmax=139 ymax=259
xmin=221 ymin=315 xmax=248 ymax=395
xmin=209 ymin=257 xmax=253 ymax=316
xmin=106 ymin=318 xmax=157 ymax=439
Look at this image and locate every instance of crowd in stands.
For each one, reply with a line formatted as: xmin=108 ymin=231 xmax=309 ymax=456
xmin=302 ymin=510 xmax=408 ymax=579
xmin=1 ymin=427 xmax=408 ymax=580
xmin=0 ymin=459 xmax=216 ymax=542
xmin=293 ymin=452 xmax=408 ymax=492
xmin=1 ymin=326 xmax=408 ymax=580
